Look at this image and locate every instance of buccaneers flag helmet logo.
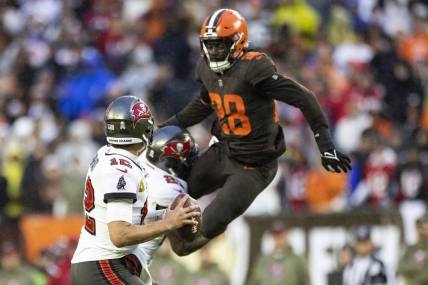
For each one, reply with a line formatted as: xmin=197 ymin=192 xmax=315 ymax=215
xmin=131 ymin=102 xmax=151 ymax=126
xmin=160 ymin=140 xmax=191 ymax=159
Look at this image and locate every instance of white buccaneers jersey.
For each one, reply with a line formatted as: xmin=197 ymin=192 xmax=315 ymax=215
xmin=134 ymin=154 xmax=188 ymax=266
xmin=72 ymin=145 xmax=148 ymax=263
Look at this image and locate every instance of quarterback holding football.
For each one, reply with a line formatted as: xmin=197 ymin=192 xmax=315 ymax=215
xmin=71 ymin=96 xmax=200 ymax=285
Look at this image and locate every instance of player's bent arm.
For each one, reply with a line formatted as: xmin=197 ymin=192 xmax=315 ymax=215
xmin=256 ymin=75 xmax=333 ymax=147
xmin=162 ymin=86 xmax=213 ymax=128
xmin=256 ymin=74 xmax=352 ymax=172
xmin=107 ymin=197 xmax=200 ymax=248
xmin=108 ymin=220 xmax=172 ymax=248
xmin=255 ymin=75 xmax=329 ymax=133
xmin=166 ymin=231 xmax=210 ymax=256
xmin=247 ymin=54 xmax=331 ymax=146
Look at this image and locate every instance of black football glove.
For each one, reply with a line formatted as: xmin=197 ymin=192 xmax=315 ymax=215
xmin=320 ymin=149 xmax=351 ymax=173
xmin=314 ymin=127 xmax=352 ymax=173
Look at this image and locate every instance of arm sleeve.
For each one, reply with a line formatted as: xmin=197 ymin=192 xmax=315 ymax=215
xmin=255 ymin=74 xmax=329 ymax=133
xmin=245 ymin=53 xmax=330 ymax=134
xmin=106 ymin=200 xmax=133 ymax=223
xmin=171 ymin=86 xmax=213 ymax=128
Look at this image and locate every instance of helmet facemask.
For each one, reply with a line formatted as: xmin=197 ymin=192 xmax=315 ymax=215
xmin=136 ymin=122 xmax=154 ymax=154
xmin=201 ymin=34 xmax=243 ymax=73
xmin=141 ymin=125 xmax=153 ymax=147
xmin=157 ymin=156 xmax=193 ymax=180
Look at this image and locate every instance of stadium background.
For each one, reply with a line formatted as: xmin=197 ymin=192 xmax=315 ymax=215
xmin=0 ymin=0 xmax=426 ymax=284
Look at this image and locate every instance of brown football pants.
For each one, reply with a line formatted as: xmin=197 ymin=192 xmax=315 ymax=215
xmin=187 ymin=142 xmax=278 ymax=238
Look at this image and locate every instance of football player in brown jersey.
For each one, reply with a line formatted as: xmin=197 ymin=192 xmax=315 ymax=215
xmin=163 ymin=8 xmax=351 ymax=253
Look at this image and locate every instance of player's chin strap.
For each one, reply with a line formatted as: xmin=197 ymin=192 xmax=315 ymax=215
xmin=208 ymin=49 xmax=244 ymax=74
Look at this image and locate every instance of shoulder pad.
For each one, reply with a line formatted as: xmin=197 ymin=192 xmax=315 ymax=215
xmin=240 ymin=51 xmax=265 ymax=61
xmin=243 ymin=53 xmax=277 ymax=86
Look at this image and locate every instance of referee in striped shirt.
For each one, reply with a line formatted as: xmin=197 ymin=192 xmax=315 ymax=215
xmin=343 ymin=226 xmax=395 ymax=285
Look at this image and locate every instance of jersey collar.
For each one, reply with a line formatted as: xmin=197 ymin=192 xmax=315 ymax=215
xmin=108 ymin=145 xmax=140 ymax=163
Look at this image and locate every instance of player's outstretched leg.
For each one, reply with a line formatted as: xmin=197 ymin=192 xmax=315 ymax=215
xmin=187 ymin=144 xmax=228 ymax=199
xmin=200 ymin=160 xmax=278 ymax=238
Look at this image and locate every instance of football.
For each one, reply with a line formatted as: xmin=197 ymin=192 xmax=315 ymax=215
xmin=169 ymin=193 xmax=201 ymax=242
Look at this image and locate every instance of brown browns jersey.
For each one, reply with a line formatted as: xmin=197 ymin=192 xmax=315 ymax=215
xmin=195 ymin=52 xmax=286 ymax=165
xmin=169 ymin=51 xmax=329 ymax=166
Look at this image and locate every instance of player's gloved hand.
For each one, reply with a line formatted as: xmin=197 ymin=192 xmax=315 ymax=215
xmin=314 ymin=127 xmax=352 ymax=173
xmin=320 ymin=149 xmax=351 ymax=173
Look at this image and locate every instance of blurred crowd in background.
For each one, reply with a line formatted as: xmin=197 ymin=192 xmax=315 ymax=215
xmin=0 ymin=0 xmax=426 ymax=284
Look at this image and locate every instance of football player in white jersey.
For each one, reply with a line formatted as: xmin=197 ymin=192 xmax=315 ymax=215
xmin=131 ymin=126 xmax=199 ymax=283
xmin=71 ymin=96 xmax=200 ymax=285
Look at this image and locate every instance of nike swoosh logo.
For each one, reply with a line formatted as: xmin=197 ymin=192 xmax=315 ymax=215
xmin=116 ymin=168 xmax=128 ymax=173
